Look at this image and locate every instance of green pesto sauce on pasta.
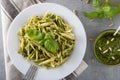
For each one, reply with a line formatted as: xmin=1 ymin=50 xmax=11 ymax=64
xmin=17 ymin=12 xmax=75 ymax=68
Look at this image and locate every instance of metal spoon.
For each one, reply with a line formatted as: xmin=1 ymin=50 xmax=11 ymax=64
xmin=113 ymin=25 xmax=120 ymax=36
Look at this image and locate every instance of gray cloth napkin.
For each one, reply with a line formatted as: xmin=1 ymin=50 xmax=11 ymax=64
xmin=1 ymin=0 xmax=88 ymax=80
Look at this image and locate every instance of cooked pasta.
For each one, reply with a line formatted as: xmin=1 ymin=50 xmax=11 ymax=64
xmin=17 ymin=12 xmax=75 ymax=68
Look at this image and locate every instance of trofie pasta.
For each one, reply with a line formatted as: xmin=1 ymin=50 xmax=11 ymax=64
xmin=17 ymin=12 xmax=75 ymax=68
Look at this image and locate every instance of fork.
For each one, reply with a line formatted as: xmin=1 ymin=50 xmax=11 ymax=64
xmin=23 ymin=65 xmax=38 ymax=80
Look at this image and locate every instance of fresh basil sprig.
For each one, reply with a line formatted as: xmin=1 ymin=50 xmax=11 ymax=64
xmin=27 ymin=29 xmax=59 ymax=53
xmin=84 ymin=0 xmax=120 ymax=19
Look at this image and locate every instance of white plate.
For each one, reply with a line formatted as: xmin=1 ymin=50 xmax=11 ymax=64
xmin=7 ymin=3 xmax=87 ymax=80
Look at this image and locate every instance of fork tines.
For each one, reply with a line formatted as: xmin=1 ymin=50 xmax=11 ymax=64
xmin=23 ymin=65 xmax=38 ymax=80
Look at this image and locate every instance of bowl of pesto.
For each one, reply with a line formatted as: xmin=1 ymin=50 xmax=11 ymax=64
xmin=94 ymin=29 xmax=120 ymax=65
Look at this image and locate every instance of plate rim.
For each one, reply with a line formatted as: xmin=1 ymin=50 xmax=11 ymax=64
xmin=7 ymin=2 xmax=87 ymax=80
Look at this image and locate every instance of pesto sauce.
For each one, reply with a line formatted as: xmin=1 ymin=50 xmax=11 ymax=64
xmin=94 ymin=30 xmax=120 ymax=65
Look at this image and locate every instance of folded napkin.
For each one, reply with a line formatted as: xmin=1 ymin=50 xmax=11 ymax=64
xmin=1 ymin=0 xmax=88 ymax=80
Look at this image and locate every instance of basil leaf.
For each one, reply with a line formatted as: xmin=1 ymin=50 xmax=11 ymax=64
xmin=97 ymin=10 xmax=104 ymax=18
xmin=27 ymin=29 xmax=44 ymax=41
xmin=92 ymin=0 xmax=101 ymax=8
xmin=102 ymin=2 xmax=118 ymax=18
xmin=102 ymin=2 xmax=112 ymax=12
xmin=44 ymin=39 xmax=59 ymax=53
xmin=84 ymin=12 xmax=99 ymax=19
xmin=113 ymin=4 xmax=120 ymax=14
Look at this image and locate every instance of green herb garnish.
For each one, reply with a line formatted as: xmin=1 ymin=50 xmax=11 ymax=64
xmin=84 ymin=0 xmax=120 ymax=19
xmin=27 ymin=29 xmax=44 ymax=41
xmin=44 ymin=39 xmax=59 ymax=53
xmin=27 ymin=29 xmax=59 ymax=53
